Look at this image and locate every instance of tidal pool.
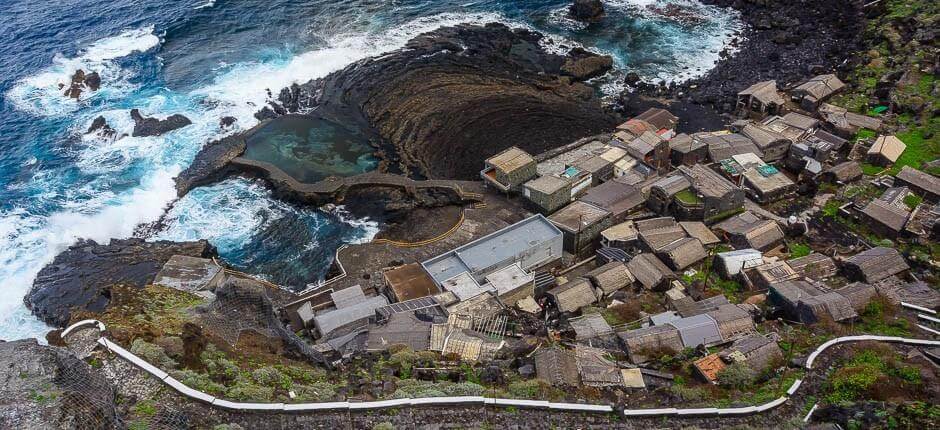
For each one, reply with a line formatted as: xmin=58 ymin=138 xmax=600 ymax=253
xmin=243 ymin=115 xmax=378 ymax=183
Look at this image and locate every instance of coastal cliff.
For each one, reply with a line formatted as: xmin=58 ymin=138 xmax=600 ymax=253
xmin=259 ymin=23 xmax=619 ymax=179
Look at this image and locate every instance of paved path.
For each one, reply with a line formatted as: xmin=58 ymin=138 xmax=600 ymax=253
xmin=63 ymin=319 xmax=940 ymax=417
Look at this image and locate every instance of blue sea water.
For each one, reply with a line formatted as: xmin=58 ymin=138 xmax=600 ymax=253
xmin=0 ymin=0 xmax=741 ymax=341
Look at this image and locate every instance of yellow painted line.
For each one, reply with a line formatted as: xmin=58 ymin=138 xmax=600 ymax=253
xmin=372 ymin=212 xmax=466 ymax=248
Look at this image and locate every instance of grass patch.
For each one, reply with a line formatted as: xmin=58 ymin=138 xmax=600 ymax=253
xmin=903 ymin=193 xmax=923 ymax=210
xmin=674 ymin=189 xmax=702 ymax=205
xmin=788 ymin=242 xmax=812 ymax=259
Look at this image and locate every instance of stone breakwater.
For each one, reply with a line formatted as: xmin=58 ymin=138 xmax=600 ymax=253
xmin=257 ymin=23 xmax=619 ymax=180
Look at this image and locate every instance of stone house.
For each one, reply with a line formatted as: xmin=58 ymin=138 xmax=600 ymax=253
xmin=764 ymin=112 xmax=819 ymax=143
xmin=675 ymin=164 xmax=745 ymax=221
xmin=895 ymin=166 xmax=940 ymax=203
xmin=619 ymin=324 xmax=683 ymax=363
xmin=718 ymin=334 xmax=783 ymax=372
xmin=600 ymin=220 xmax=639 ymax=251
xmin=584 ymin=261 xmax=635 ymax=296
xmin=570 ymin=313 xmax=615 ymax=341
xmin=787 ymin=253 xmax=838 ymax=281
xmin=820 ymin=161 xmax=863 ymax=184
xmin=366 ymin=312 xmax=432 ymax=352
xmin=790 ymin=74 xmax=845 ymax=110
xmin=672 ymin=295 xmax=730 ymax=318
xmin=534 ymin=347 xmax=580 ymax=386
xmin=737 ymin=80 xmax=786 ymax=120
xmin=713 ymin=211 xmax=785 ymax=251
xmin=874 ymin=278 xmax=940 ymax=309
xmin=625 ymin=131 xmax=671 ymax=174
xmin=700 ymin=132 xmax=764 ymax=162
xmin=579 ymin=178 xmax=647 ymax=223
xmin=547 ymin=278 xmax=599 ymax=314
xmin=843 ymin=247 xmax=909 ymax=283
xmin=866 ymin=135 xmax=906 ymax=167
xmin=657 ymin=237 xmax=707 ymax=271
xmin=548 ymin=200 xmax=613 ymax=255
xmin=481 ymin=146 xmax=537 ymax=192
xmin=860 ymin=193 xmax=911 ymax=239
xmin=627 ymin=253 xmax=675 ymax=291
xmin=735 ymin=121 xmax=792 ymax=162
xmin=572 ymin=155 xmax=614 ymax=186
xmin=635 ymin=107 xmax=679 ymax=137
xmin=818 ymin=103 xmax=883 ymax=139
xmin=797 ymin=292 xmax=858 ymax=323
xmin=523 ymin=175 xmax=572 ymax=214
xmin=669 ymin=133 xmax=707 ymax=166
xmin=637 ymin=217 xmax=687 ymax=252
xmin=647 ymin=174 xmax=691 ymax=214
xmin=707 ymin=304 xmax=756 ymax=341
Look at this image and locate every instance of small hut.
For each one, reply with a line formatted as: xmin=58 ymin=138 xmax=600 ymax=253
xmin=584 ymin=261 xmax=635 ymax=296
xmin=843 ymin=247 xmax=909 ymax=283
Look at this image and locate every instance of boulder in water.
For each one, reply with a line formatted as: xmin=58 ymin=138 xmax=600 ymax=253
xmin=130 ymin=108 xmax=193 ymax=137
xmin=561 ymin=47 xmax=614 ymax=81
xmin=86 ymin=115 xmax=118 ymax=139
xmin=569 ymin=0 xmax=605 ymax=22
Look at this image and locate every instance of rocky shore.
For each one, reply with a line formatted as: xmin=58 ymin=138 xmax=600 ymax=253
xmin=622 ymin=0 xmax=866 ymax=120
xmin=258 ymin=23 xmax=619 ymax=179
xmin=24 ymin=238 xmax=216 ymax=328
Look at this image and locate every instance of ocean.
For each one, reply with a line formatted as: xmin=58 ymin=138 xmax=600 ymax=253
xmin=0 ymin=0 xmax=741 ymax=341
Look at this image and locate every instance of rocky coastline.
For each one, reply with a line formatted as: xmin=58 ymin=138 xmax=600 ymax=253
xmin=621 ymin=0 xmax=866 ymax=123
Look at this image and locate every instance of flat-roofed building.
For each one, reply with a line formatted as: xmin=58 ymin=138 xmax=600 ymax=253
xmin=422 ymin=214 xmax=563 ymax=286
xmin=384 ymin=263 xmax=441 ymax=302
xmin=481 ymin=146 xmax=537 ymax=192
xmin=484 ymin=262 xmax=535 ymax=307
xmin=736 ymin=121 xmax=792 ymax=162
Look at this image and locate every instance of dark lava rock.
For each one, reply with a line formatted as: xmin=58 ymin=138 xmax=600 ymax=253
xmin=219 ymin=116 xmax=237 ymax=130
xmin=561 ymin=47 xmax=614 ymax=81
xmin=479 ymin=365 xmax=504 ymax=385
xmin=63 ymin=69 xmax=102 ymax=99
xmin=86 ymin=115 xmax=117 ymax=139
xmin=636 ymin=0 xmax=865 ymax=115
xmin=624 ymin=71 xmax=641 ymax=86
xmin=130 ymin=108 xmax=193 ymax=137
xmin=569 ymin=0 xmax=605 ymax=22
xmin=84 ymin=72 xmax=101 ymax=91
xmin=24 ymin=238 xmax=216 ymax=327
xmin=174 ymin=134 xmax=246 ymax=197
xmin=0 ymin=339 xmax=119 ymax=429
xmin=262 ymin=23 xmax=617 ymax=179
xmin=518 ymin=363 xmax=536 ymax=378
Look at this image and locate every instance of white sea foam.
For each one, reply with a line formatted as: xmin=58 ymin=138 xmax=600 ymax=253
xmin=6 ymin=26 xmax=162 ymax=117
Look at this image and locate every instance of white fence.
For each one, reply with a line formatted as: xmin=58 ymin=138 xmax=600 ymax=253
xmin=67 ymin=320 xmax=940 ymax=417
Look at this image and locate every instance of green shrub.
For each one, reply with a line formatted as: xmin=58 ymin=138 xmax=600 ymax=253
xmin=173 ymin=369 xmax=225 ymax=396
xmin=130 ymin=339 xmax=177 ymax=370
xmin=388 ymin=350 xmax=417 ymax=378
xmin=293 ymin=382 xmax=338 ymax=402
xmin=225 ymin=378 xmax=274 ymax=402
xmin=132 ymin=400 xmax=157 ymax=416
xmin=443 ymin=382 xmax=485 ymax=396
xmin=373 ymin=423 xmax=395 ymax=430
xmin=788 ymin=243 xmax=812 ymax=259
xmin=669 ymin=385 xmax=707 ymax=402
xmin=506 ymin=380 xmax=543 ymax=399
xmin=252 ymin=366 xmax=291 ymax=390
xmin=717 ymin=362 xmax=757 ymax=389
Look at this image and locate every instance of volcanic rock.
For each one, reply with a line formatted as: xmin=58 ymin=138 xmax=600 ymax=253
xmin=175 ymin=134 xmax=246 ymax=197
xmin=86 ymin=116 xmax=118 ymax=139
xmin=84 ymin=72 xmax=101 ymax=91
xmin=263 ymin=23 xmax=618 ymax=179
xmin=0 ymin=339 xmax=119 ymax=429
xmin=561 ymin=47 xmax=614 ymax=81
xmin=62 ymin=69 xmax=102 ymax=99
xmin=569 ymin=0 xmax=605 ymax=22
xmin=130 ymin=109 xmax=193 ymax=137
xmin=219 ymin=116 xmax=237 ymax=130
xmin=25 ymin=238 xmax=216 ymax=327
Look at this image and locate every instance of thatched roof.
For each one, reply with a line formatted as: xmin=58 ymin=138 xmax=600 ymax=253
xmin=657 ymin=237 xmax=707 ymax=270
xmin=739 ymin=80 xmax=784 ymax=105
xmin=534 ymin=347 xmax=580 ymax=386
xmin=627 ymin=253 xmax=675 ymax=290
xmin=547 ymin=278 xmax=598 ymax=313
xmin=585 ymin=261 xmax=635 ymax=294
xmin=844 ymin=247 xmax=909 ymax=283
xmin=834 ymin=282 xmax=878 ymax=312
xmin=896 ymin=166 xmax=940 ymax=198
xmin=679 ymin=221 xmax=720 ymax=245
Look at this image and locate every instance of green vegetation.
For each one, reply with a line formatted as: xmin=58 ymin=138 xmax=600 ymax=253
xmin=788 ymin=242 xmax=812 ymax=259
xmin=674 ymin=189 xmax=702 ymax=205
xmin=132 ymin=400 xmax=157 ymax=416
xmin=682 ymin=268 xmax=745 ymax=303
xmin=130 ymin=339 xmax=177 ymax=370
xmin=903 ymin=193 xmax=924 ymax=210
xmin=716 ymin=362 xmax=757 ymax=390
xmin=824 ymin=348 xmax=922 ymax=404
xmin=855 ymin=298 xmax=911 ymax=337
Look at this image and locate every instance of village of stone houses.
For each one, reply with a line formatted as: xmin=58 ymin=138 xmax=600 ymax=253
xmin=32 ymin=64 xmax=939 ymax=430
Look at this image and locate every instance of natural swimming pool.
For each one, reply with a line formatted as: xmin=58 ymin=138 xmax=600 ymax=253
xmin=243 ymin=115 xmax=378 ymax=183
